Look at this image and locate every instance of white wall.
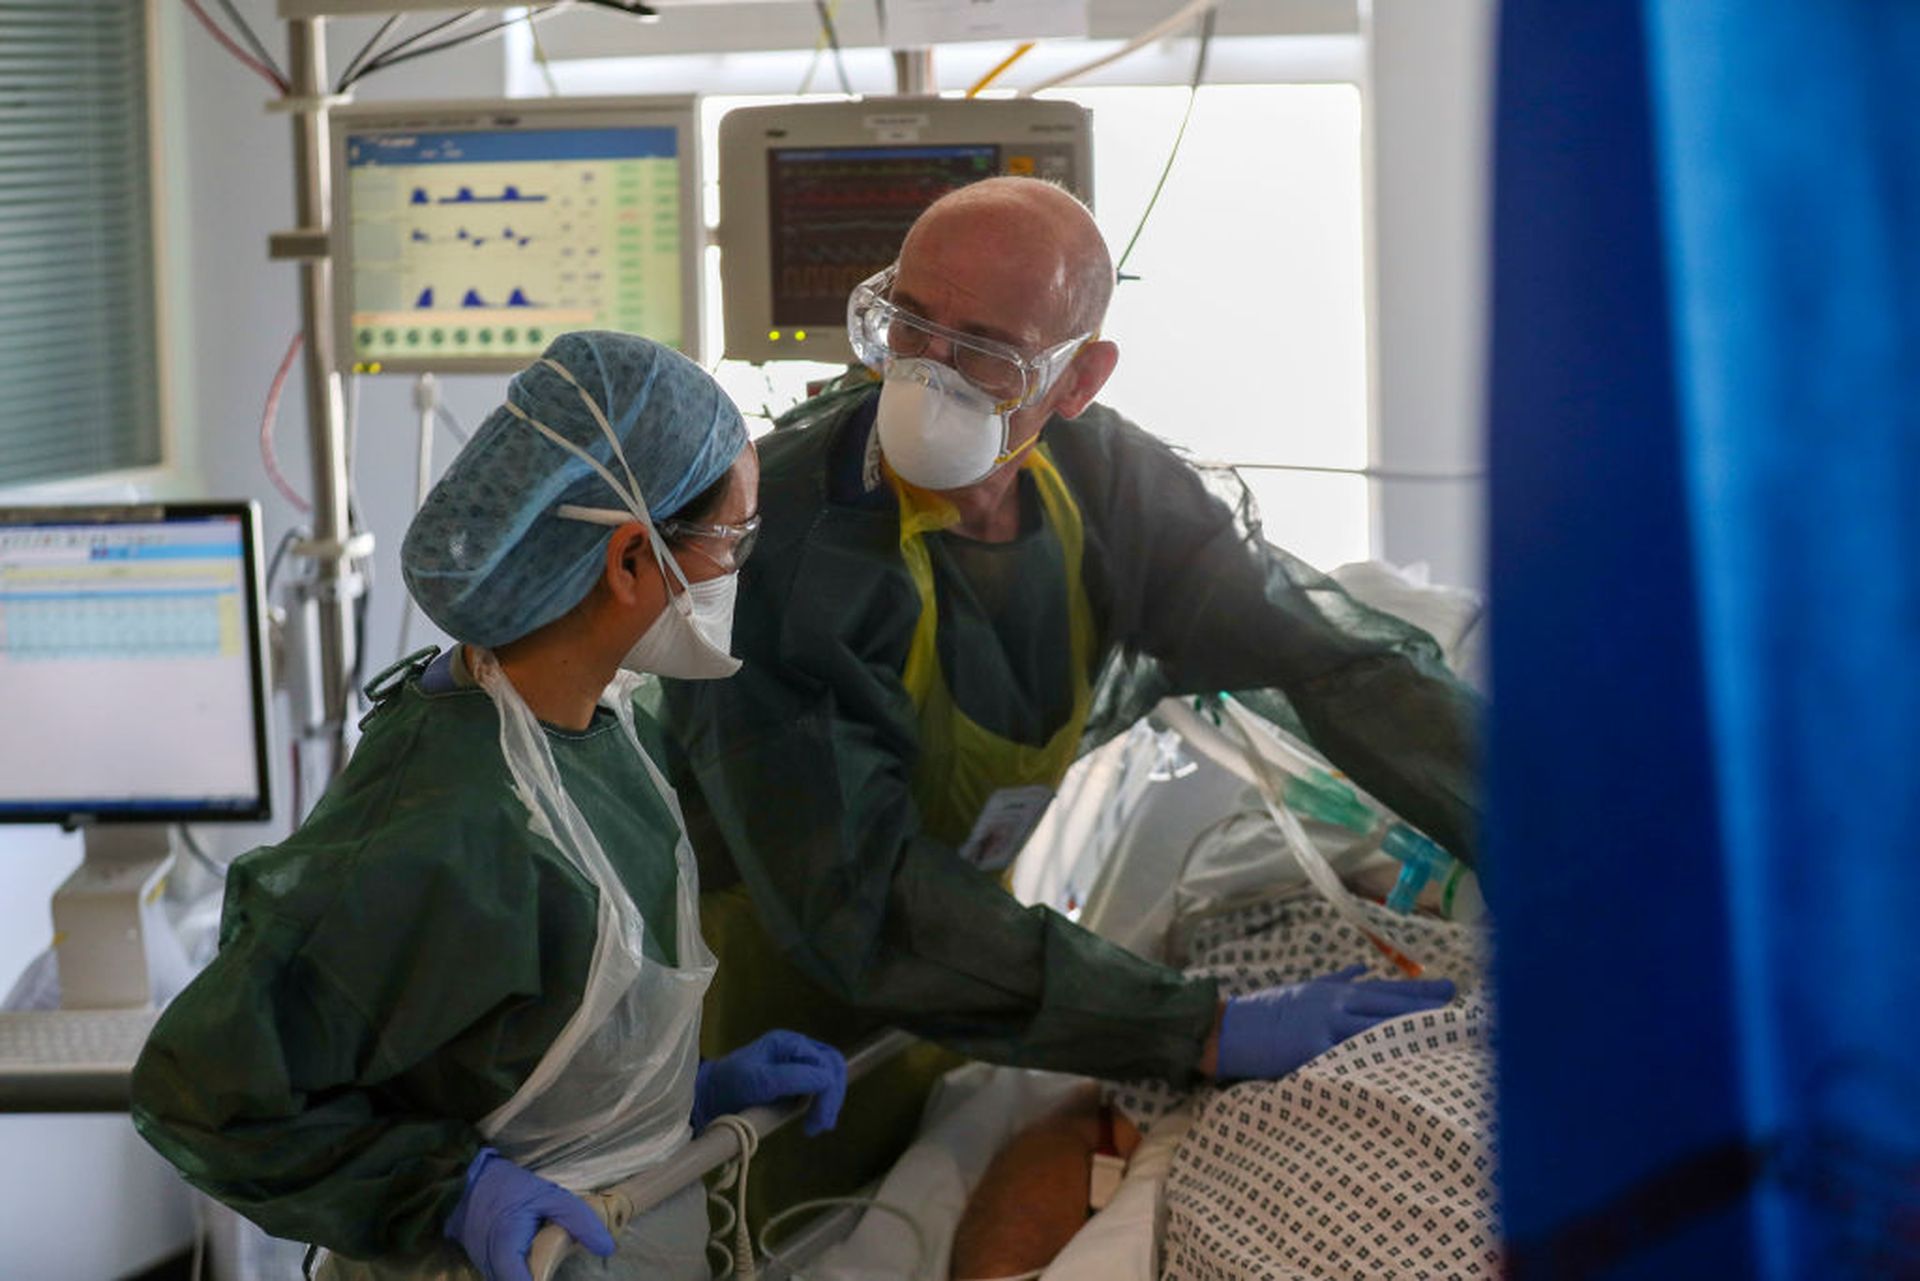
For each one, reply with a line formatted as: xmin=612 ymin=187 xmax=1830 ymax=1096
xmin=1363 ymin=0 xmax=1496 ymax=591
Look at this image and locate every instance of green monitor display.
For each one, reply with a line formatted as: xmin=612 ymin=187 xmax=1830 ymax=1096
xmin=332 ymin=97 xmax=702 ymax=373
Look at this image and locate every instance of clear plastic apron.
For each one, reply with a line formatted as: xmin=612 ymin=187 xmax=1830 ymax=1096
xmin=322 ymin=651 xmax=715 ymax=1281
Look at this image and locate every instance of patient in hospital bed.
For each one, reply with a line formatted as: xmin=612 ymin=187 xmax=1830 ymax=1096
xmin=812 ymin=562 xmax=1495 ymax=1280
xmin=951 ymin=893 xmax=1497 ymax=1280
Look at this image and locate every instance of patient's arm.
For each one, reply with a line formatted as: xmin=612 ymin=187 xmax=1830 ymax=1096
xmin=949 ymin=1083 xmax=1143 ymax=1281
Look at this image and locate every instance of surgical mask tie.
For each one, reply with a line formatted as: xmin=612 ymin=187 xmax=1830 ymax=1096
xmin=502 ymin=360 xmax=742 ymax=678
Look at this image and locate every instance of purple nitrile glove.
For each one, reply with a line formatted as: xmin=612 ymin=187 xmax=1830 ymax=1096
xmin=691 ymin=1029 xmax=847 ymax=1136
xmin=443 ymin=1147 xmax=614 ymax=1281
xmin=1216 ymin=964 xmax=1456 ymax=1081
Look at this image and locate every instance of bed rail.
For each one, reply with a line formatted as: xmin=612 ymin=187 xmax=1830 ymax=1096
xmin=529 ymin=1028 xmax=917 ymax=1281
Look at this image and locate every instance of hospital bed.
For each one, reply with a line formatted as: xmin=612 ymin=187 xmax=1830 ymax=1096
xmin=531 ymin=560 xmax=1495 ymax=1281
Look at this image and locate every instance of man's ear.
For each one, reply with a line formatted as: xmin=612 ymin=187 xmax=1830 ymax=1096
xmin=601 ymin=522 xmax=653 ymax=605
xmin=1049 ymin=339 xmax=1120 ymax=421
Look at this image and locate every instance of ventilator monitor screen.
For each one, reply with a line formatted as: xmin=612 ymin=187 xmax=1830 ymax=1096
xmin=0 ymin=503 xmax=271 ymax=823
xmin=718 ymin=98 xmax=1093 ymax=363
xmin=334 ymin=97 xmax=702 ymax=372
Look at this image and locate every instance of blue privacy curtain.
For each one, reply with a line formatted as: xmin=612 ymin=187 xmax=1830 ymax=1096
xmin=1486 ymin=2 xmax=1919 ymax=1277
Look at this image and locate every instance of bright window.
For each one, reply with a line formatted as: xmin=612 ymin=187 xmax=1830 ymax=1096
xmin=1046 ymin=84 xmax=1370 ymax=571
xmin=528 ymin=46 xmax=1376 ymax=571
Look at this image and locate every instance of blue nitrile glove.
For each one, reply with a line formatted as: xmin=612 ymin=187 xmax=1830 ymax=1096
xmin=443 ymin=1147 xmax=615 ymax=1281
xmin=691 ymin=1029 xmax=848 ymax=1136
xmin=1216 ymin=965 xmax=1456 ymax=1081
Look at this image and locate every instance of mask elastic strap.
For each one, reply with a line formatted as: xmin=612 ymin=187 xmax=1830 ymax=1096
xmin=539 ymin=359 xmax=697 ymax=606
xmin=991 ymin=431 xmax=1043 ymax=470
xmin=540 ymin=358 xmax=649 ymax=521
xmin=502 ymin=399 xmax=695 ymax=610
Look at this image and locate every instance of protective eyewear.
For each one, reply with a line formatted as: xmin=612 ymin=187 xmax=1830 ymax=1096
xmin=659 ymin=513 xmax=761 ymax=571
xmin=555 ymin=506 xmax=761 ymax=571
xmin=847 ymin=265 xmax=1092 ymax=410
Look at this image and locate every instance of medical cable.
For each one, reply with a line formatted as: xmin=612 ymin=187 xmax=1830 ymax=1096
xmin=1114 ymin=7 xmax=1217 ymax=279
xmin=211 ymin=0 xmax=287 ymax=85
xmin=812 ymin=0 xmax=855 ymax=96
xmin=757 ymin=1195 xmax=932 ymax=1279
xmin=337 ymin=9 xmax=480 ymax=89
xmin=967 ymin=42 xmax=1036 ymax=98
xmin=176 ymin=827 xmax=226 ymax=881
xmin=1017 ymin=0 xmax=1221 ymax=97
xmin=436 ymin=404 xmax=472 ymax=446
xmin=334 ymin=14 xmax=402 ymax=93
xmin=1213 ymin=696 xmax=1433 ymax=976
xmin=347 ymin=8 xmax=560 ymax=87
xmin=706 ymin=1113 xmax=760 ymax=1279
xmin=264 ymin=526 xmax=306 ymax=595
xmin=527 ymin=15 xmax=563 ymax=96
xmin=398 ymin=375 xmax=442 ymax=659
xmin=180 ymin=0 xmax=288 ymax=93
xmin=260 ymin=332 xmax=311 ymax=513
xmin=1224 ymin=460 xmax=1489 ymax=483
xmin=796 ymin=0 xmax=842 ymax=94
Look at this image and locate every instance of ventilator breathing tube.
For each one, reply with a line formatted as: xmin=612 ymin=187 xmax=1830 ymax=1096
xmin=1160 ymin=695 xmax=1457 ymax=916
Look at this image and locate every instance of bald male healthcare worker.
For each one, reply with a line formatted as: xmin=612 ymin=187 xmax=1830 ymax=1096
xmin=132 ymin=333 xmax=845 ymax=1281
xmin=664 ymin=179 xmax=1471 ymax=1205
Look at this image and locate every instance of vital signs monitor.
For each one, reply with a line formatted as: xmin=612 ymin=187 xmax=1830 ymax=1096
xmin=331 ymin=96 xmax=703 ymax=372
xmin=716 ymin=97 xmax=1093 ymax=364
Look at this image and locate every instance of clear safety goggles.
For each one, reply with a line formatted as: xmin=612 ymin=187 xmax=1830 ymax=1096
xmin=847 ymin=265 xmax=1092 ymax=410
xmin=555 ymin=507 xmax=762 ymax=572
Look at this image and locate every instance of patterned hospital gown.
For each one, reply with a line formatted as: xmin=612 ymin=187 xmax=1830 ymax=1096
xmin=1112 ymin=893 xmax=1499 ymax=1280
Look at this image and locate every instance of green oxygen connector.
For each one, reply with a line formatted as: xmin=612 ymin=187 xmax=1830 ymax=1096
xmin=1381 ymin=824 xmax=1455 ymax=914
xmin=1280 ymin=768 xmax=1376 ymax=834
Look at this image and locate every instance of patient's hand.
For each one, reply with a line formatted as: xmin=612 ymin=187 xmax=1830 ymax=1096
xmin=949 ymin=1084 xmax=1142 ymax=1280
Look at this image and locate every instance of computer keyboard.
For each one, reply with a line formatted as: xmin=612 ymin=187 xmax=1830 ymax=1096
xmin=0 ymin=1008 xmax=157 ymax=1070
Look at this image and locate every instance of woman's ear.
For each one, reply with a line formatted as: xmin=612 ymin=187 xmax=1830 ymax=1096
xmin=601 ymin=521 xmax=653 ymax=605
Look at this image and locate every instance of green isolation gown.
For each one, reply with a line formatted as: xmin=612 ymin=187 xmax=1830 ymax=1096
xmin=130 ymin=649 xmax=693 ymax=1270
xmin=663 ymin=374 xmax=1481 ymax=1088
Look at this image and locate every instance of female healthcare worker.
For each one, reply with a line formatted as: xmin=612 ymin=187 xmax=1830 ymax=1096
xmin=131 ymin=332 xmax=845 ymax=1281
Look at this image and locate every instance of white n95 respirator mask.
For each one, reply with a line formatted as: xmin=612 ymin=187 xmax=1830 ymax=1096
xmin=875 ymin=358 xmax=1021 ymax=492
xmin=620 ymin=569 xmax=741 ymax=681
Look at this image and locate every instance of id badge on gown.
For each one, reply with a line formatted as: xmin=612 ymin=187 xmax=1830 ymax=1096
xmin=959 ymin=784 xmax=1054 ymax=873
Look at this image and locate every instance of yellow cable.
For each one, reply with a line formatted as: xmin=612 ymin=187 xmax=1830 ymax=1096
xmin=967 ymin=41 xmax=1036 ymax=98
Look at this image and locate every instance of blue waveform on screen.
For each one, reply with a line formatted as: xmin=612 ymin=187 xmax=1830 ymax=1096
xmin=1 ymin=592 xmax=227 ymax=660
xmin=435 ymin=185 xmax=548 ymax=205
xmin=456 ymin=288 xmax=542 ymax=308
xmin=416 ymin=287 xmax=434 ymax=308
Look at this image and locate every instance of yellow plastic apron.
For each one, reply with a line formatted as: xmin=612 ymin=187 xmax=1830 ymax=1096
xmin=698 ymin=445 xmax=1097 ymax=1233
xmin=892 ymin=442 xmax=1100 ymax=850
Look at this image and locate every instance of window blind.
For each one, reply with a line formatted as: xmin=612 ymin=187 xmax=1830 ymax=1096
xmin=0 ymin=1 xmax=162 ymax=486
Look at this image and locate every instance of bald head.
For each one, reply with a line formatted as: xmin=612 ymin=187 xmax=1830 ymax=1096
xmin=899 ymin=177 xmax=1114 ymax=340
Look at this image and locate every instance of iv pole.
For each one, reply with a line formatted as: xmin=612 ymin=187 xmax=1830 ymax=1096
xmin=269 ymin=16 xmax=365 ymax=794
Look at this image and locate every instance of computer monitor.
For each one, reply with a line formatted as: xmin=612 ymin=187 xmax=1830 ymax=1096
xmin=332 ymin=96 xmax=704 ymax=373
xmin=716 ymin=97 xmax=1094 ymax=364
xmin=0 ymin=502 xmax=271 ymax=827
xmin=0 ymin=502 xmax=271 ymax=1008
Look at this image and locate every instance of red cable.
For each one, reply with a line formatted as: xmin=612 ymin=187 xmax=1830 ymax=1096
xmin=180 ymin=0 xmax=289 ymax=93
xmin=261 ymin=332 xmax=312 ymax=513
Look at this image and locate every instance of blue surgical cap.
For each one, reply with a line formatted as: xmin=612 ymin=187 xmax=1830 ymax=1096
xmin=402 ymin=331 xmax=747 ymax=648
